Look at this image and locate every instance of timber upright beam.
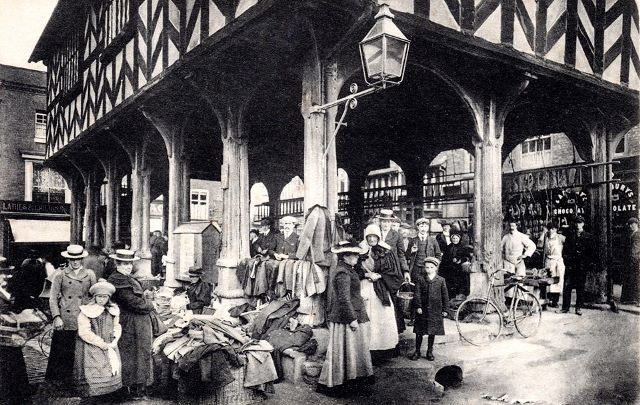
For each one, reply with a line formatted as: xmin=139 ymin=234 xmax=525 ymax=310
xmin=425 ymin=62 xmax=530 ymax=297
xmin=140 ymin=108 xmax=186 ymax=287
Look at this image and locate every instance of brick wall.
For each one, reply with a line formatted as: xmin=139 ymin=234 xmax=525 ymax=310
xmin=0 ymin=65 xmax=47 ymax=201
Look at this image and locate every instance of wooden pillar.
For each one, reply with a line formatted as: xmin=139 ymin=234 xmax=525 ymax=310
xmin=130 ymin=148 xmax=144 ymax=253
xmin=114 ymin=180 xmax=121 ymax=242
xmin=215 ymin=106 xmax=250 ymax=303
xmin=104 ymin=160 xmax=118 ymax=250
xmin=83 ymin=173 xmax=96 ymax=246
xmin=302 ymin=51 xmax=328 ymax=212
xmin=181 ymin=161 xmax=191 ymax=223
xmin=165 ymin=144 xmax=184 ymax=287
xmin=69 ymin=178 xmax=85 ymax=244
xmin=588 ymin=124 xmax=610 ymax=303
xmin=141 ymin=172 xmax=151 ymax=254
xmin=162 ymin=191 xmax=169 ymax=236
xmin=325 ymin=61 xmax=340 ymax=217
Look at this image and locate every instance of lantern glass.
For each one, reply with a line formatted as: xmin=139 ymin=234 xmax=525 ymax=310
xmin=360 ymin=37 xmax=384 ymax=80
xmin=385 ymin=35 xmax=409 ymax=79
xmin=359 ymin=4 xmax=410 ymax=87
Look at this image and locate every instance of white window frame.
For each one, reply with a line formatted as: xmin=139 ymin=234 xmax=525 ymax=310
xmin=190 ymin=189 xmax=209 ymax=220
xmin=34 ymin=111 xmax=47 ymax=143
xmin=521 ymin=135 xmax=551 ymax=155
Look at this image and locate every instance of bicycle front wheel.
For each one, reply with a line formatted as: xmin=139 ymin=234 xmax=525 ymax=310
xmin=514 ymin=291 xmax=542 ymax=338
xmin=455 ymin=298 xmax=503 ymax=346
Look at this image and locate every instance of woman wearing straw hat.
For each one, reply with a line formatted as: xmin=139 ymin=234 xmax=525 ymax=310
xmin=107 ymin=250 xmax=154 ymax=400
xmin=46 ymin=245 xmax=97 ymax=388
xmin=318 ymin=240 xmax=374 ymax=396
xmin=72 ymin=279 xmax=122 ymax=398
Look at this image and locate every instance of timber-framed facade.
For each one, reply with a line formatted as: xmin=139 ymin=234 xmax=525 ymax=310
xmin=31 ymin=0 xmax=640 ymax=294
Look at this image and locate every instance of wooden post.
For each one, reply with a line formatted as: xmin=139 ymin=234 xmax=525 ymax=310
xmin=215 ymin=106 xmax=250 ymax=303
xmin=166 ymin=143 xmax=184 ymax=287
xmin=130 ymin=148 xmax=144 ymax=253
xmin=181 ymin=160 xmax=191 ymax=223
xmin=588 ymin=124 xmax=609 ymax=303
xmin=325 ymin=61 xmax=340 ymax=217
xmin=302 ymin=50 xmax=328 ymax=212
xmin=104 ymin=160 xmax=118 ymax=250
xmin=114 ymin=180 xmax=121 ymax=242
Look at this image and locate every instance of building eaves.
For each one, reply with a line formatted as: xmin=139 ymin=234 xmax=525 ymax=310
xmin=29 ymin=0 xmax=85 ymax=63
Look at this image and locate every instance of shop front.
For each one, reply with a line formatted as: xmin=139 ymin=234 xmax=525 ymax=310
xmin=0 ymin=200 xmax=70 ymax=267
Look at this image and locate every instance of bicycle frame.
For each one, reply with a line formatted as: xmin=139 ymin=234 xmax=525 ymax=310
xmin=483 ymin=269 xmax=529 ymax=322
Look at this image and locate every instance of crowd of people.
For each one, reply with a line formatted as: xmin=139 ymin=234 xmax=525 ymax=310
xmin=0 ymin=208 xmax=638 ymax=403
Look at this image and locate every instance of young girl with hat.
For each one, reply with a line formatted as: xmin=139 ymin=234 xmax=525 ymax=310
xmin=72 ymin=279 xmax=122 ymax=398
xmin=410 ymin=257 xmax=449 ymax=361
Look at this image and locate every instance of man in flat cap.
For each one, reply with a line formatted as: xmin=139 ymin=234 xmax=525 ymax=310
xmin=405 ymin=218 xmax=442 ymax=283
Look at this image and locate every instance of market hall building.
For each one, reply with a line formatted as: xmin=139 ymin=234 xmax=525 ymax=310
xmin=30 ymin=0 xmax=639 ymax=296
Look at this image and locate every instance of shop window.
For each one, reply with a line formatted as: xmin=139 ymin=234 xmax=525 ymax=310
xmin=34 ymin=111 xmax=47 ymax=143
xmin=190 ymin=189 xmax=209 ymax=220
xmin=32 ymin=162 xmax=67 ymax=203
xmin=522 ymin=135 xmax=551 ymax=154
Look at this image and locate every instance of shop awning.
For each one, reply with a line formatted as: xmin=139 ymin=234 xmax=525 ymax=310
xmin=8 ymin=219 xmax=70 ymax=243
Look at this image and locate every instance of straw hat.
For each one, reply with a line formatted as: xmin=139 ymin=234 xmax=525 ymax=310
xmin=376 ymin=209 xmax=397 ymax=221
xmin=61 ymin=244 xmax=88 ymax=259
xmin=280 ymin=216 xmax=297 ymax=226
xmin=109 ymin=249 xmax=140 ymax=262
xmin=89 ymin=279 xmax=116 ymax=296
xmin=331 ymin=240 xmax=367 ymax=255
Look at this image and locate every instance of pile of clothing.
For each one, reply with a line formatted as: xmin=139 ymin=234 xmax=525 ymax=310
xmin=238 ymin=259 xmax=327 ymax=326
xmin=228 ymin=299 xmax=318 ymax=381
xmin=152 ymin=315 xmax=278 ymax=400
xmin=0 ymin=308 xmax=47 ymax=347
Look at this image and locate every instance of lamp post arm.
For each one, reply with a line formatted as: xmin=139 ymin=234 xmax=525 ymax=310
xmin=310 ymin=86 xmax=378 ymax=114
xmin=322 ymin=102 xmax=351 ymax=159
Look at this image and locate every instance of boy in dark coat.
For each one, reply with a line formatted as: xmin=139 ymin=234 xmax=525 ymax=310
xmin=410 ymin=257 xmax=449 ymax=361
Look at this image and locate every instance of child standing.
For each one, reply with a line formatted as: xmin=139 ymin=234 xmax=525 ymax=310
xmin=410 ymin=257 xmax=449 ymax=361
xmin=72 ymin=279 xmax=122 ymax=398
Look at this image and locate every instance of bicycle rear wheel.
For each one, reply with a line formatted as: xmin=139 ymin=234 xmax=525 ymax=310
xmin=455 ymin=298 xmax=503 ymax=346
xmin=514 ymin=291 xmax=542 ymax=338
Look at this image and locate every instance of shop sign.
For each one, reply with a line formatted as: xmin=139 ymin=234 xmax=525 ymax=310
xmin=505 ymin=166 xmax=588 ymax=193
xmin=0 ymin=200 xmax=70 ymax=215
xmin=611 ymin=183 xmax=637 ymax=213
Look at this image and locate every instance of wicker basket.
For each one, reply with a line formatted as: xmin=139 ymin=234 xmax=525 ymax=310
xmin=198 ymin=359 xmax=267 ymax=405
xmin=396 ymin=282 xmax=415 ymax=319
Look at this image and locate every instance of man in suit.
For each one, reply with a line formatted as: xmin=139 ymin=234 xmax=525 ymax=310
xmin=405 ymin=218 xmax=442 ymax=283
xmin=377 ymin=209 xmax=409 ymax=274
xmin=277 ymin=216 xmax=299 ymax=258
xmin=436 ymin=221 xmax=452 ymax=253
xmin=562 ymin=216 xmax=593 ymax=315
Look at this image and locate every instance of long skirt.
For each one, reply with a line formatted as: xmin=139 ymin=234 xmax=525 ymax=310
xmin=72 ymin=337 xmax=122 ymax=396
xmin=318 ymin=321 xmax=373 ymax=388
xmin=0 ymin=347 xmax=30 ymax=404
xmin=45 ymin=329 xmax=77 ymax=383
xmin=360 ymin=280 xmax=399 ymax=351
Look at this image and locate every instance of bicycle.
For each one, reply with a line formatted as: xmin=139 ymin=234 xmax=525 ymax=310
xmin=455 ymin=269 xmax=542 ymax=346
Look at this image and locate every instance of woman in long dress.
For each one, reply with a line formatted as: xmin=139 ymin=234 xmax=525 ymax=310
xmin=107 ymin=249 xmax=155 ymax=400
xmin=318 ymin=240 xmax=374 ymax=396
xmin=359 ymin=224 xmax=403 ymax=358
